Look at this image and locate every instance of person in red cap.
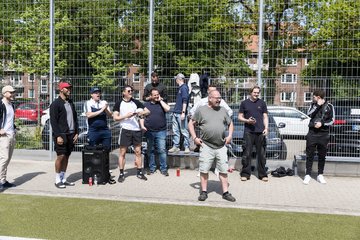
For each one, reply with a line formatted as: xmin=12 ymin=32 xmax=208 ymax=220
xmin=50 ymin=81 xmax=79 ymax=189
xmin=0 ymin=85 xmax=17 ymax=191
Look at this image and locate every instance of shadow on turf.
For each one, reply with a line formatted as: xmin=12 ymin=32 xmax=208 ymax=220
xmin=190 ymin=180 xmax=223 ymax=195
xmin=13 ymin=171 xmax=46 ymax=187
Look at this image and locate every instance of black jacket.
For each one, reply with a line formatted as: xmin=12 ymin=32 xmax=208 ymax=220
xmin=50 ymin=97 xmax=79 ymax=138
xmin=307 ymin=100 xmax=335 ymax=132
xmin=143 ymin=82 xmax=168 ymax=102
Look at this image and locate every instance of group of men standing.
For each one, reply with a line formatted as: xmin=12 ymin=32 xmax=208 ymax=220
xmin=0 ymin=73 xmax=334 ymax=201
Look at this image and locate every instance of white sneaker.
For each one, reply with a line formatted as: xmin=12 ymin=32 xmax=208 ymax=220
xmin=168 ymin=146 xmax=180 ymax=153
xmin=303 ymin=175 xmax=311 ymax=185
xmin=184 ymin=148 xmax=191 ymax=154
xmin=317 ymin=174 xmax=327 ymax=184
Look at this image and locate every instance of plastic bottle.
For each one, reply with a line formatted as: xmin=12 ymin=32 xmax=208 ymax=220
xmin=94 ymin=174 xmax=98 ymax=186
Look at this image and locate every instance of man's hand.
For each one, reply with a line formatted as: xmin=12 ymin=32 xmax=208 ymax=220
xmin=0 ymin=129 xmax=6 ymax=136
xmin=57 ymin=136 xmax=64 ymax=145
xmin=248 ymin=117 xmax=256 ymax=125
xmin=181 ymin=112 xmax=185 ymax=121
xmin=315 ymin=122 xmax=322 ymax=128
xmin=262 ymin=128 xmax=268 ymax=136
xmin=225 ymin=135 xmax=232 ymax=145
xmin=194 ymin=137 xmax=203 ymax=146
xmin=73 ymin=134 xmax=78 ymax=143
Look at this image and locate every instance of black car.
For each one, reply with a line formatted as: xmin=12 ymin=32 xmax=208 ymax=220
xmin=42 ymin=115 xmax=120 ymax=151
xmin=228 ymin=111 xmax=287 ymax=160
xmin=328 ymin=99 xmax=360 ymax=157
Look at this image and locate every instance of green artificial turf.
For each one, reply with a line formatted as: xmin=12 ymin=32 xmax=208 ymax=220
xmin=0 ymin=194 xmax=359 ymax=240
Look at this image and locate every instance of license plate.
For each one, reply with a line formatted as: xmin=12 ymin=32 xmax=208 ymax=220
xmin=352 ymin=125 xmax=360 ymax=131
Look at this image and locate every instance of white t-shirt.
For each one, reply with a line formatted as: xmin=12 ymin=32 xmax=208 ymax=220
xmin=113 ymin=98 xmax=144 ymax=131
xmin=2 ymin=100 xmax=15 ymax=135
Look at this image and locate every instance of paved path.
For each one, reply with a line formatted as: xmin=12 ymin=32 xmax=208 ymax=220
xmin=2 ymin=150 xmax=360 ymax=216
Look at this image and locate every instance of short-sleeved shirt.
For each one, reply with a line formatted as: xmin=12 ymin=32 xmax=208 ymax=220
xmin=193 ymin=105 xmax=231 ymax=149
xmin=113 ymin=98 xmax=144 ymax=131
xmin=143 ymin=101 xmax=167 ymax=131
xmin=84 ymin=99 xmax=109 ymax=130
xmin=239 ymin=98 xmax=267 ymax=133
xmin=173 ymin=84 xmax=189 ymax=114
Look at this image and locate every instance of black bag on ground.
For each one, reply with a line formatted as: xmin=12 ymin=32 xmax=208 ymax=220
xmin=271 ymin=166 xmax=287 ymax=177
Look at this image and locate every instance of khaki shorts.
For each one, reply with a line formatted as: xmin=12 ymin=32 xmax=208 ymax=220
xmin=198 ymin=144 xmax=228 ymax=174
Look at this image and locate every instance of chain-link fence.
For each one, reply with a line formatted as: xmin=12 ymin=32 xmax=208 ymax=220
xmin=1 ymin=0 xmax=359 ymax=159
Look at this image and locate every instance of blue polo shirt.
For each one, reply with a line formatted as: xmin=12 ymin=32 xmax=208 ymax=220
xmin=143 ymin=101 xmax=167 ymax=131
xmin=173 ymin=84 xmax=189 ymax=114
xmin=239 ymin=98 xmax=267 ymax=133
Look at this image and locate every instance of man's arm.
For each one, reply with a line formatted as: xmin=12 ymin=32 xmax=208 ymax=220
xmin=263 ymin=112 xmax=269 ymax=135
xmin=225 ymin=120 xmax=233 ymax=144
xmin=159 ymin=98 xmax=170 ymax=112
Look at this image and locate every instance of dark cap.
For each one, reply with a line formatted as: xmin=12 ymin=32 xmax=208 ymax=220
xmin=90 ymin=87 xmax=101 ymax=94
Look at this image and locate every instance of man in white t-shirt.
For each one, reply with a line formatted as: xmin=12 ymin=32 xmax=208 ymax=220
xmin=0 ymin=85 xmax=17 ymax=191
xmin=113 ymin=85 xmax=150 ymax=183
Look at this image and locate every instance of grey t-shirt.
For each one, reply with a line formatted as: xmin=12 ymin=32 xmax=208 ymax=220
xmin=64 ymin=101 xmax=75 ymax=132
xmin=193 ymin=105 xmax=231 ymax=149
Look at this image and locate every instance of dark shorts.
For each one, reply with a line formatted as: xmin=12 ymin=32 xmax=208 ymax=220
xmin=118 ymin=128 xmax=142 ymax=147
xmin=54 ymin=133 xmax=75 ymax=156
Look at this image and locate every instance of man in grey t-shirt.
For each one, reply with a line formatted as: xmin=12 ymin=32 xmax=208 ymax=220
xmin=188 ymin=90 xmax=235 ymax=202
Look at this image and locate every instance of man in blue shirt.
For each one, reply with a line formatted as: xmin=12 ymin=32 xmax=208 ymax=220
xmin=238 ymin=86 xmax=269 ymax=182
xmin=140 ymin=89 xmax=171 ymax=176
xmin=168 ymin=73 xmax=190 ymax=154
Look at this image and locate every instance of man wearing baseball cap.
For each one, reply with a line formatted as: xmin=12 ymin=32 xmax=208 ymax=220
xmin=0 ymin=85 xmax=17 ymax=191
xmin=50 ymin=81 xmax=79 ymax=189
xmin=84 ymin=87 xmax=116 ymax=184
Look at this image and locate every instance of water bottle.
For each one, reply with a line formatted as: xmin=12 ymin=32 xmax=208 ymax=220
xmin=94 ymin=174 xmax=98 ymax=186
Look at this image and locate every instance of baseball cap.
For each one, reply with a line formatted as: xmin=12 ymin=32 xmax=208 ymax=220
xmin=90 ymin=87 xmax=101 ymax=94
xmin=58 ymin=82 xmax=72 ymax=90
xmin=2 ymin=85 xmax=15 ymax=94
xmin=174 ymin=73 xmax=185 ymax=80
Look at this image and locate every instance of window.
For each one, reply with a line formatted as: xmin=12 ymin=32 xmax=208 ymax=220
xmin=281 ymin=74 xmax=297 ymax=83
xmin=29 ymin=73 xmax=35 ymax=82
xmin=10 ymin=74 xmax=22 ymax=86
xmin=132 ymin=72 xmax=140 ymax=82
xmin=304 ymin=92 xmax=312 ymax=102
xmin=281 ymin=58 xmax=297 ymax=66
xmin=41 ymin=79 xmax=48 ymax=93
xmin=16 ymin=92 xmax=23 ymax=98
xmin=133 ymin=90 xmax=140 ymax=100
xmin=28 ymin=89 xmax=35 ymax=99
xmin=280 ymin=92 xmax=296 ymax=102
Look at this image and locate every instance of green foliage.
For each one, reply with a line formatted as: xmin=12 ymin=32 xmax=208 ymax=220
xmin=15 ymin=123 xmax=42 ymax=149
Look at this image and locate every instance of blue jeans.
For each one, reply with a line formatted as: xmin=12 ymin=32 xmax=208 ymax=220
xmin=88 ymin=129 xmax=111 ymax=151
xmin=145 ymin=130 xmax=167 ymax=172
xmin=172 ymin=113 xmax=190 ymax=148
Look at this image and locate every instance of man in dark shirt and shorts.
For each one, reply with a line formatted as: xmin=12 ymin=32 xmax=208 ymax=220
xmin=50 ymin=81 xmax=79 ymax=189
xmin=188 ymin=90 xmax=236 ymax=202
xmin=238 ymin=86 xmax=269 ymax=182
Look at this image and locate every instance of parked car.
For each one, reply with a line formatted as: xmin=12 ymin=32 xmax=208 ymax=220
xmin=228 ymin=110 xmax=287 ymax=160
xmin=328 ymin=99 xmax=360 ymax=157
xmin=267 ymin=106 xmax=310 ymax=137
xmin=15 ymin=102 xmax=48 ymax=124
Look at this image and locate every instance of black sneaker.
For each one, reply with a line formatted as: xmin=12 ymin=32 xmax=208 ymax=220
xmin=2 ymin=181 xmax=16 ymax=188
xmin=118 ymin=174 xmax=125 ymax=183
xmin=55 ymin=182 xmax=66 ymax=189
xmin=222 ymin=192 xmax=236 ymax=202
xmin=161 ymin=171 xmax=169 ymax=177
xmin=0 ymin=184 xmax=4 ymax=191
xmin=147 ymin=170 xmax=156 ymax=175
xmin=63 ymin=181 xmax=75 ymax=186
xmin=108 ymin=178 xmax=116 ymax=184
xmin=198 ymin=191 xmax=208 ymax=201
xmin=137 ymin=173 xmax=148 ymax=181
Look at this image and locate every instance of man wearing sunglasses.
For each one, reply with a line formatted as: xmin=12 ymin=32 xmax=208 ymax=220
xmin=113 ymin=85 xmax=150 ymax=183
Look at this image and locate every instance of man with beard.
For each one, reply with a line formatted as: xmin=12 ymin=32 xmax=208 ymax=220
xmin=50 ymin=81 xmax=79 ymax=189
xmin=188 ymin=90 xmax=235 ymax=202
xmin=0 ymin=85 xmax=17 ymax=191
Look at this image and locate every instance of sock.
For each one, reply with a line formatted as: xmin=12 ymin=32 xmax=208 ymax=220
xmin=120 ymin=169 xmax=124 ymax=175
xmin=55 ymin=173 xmax=62 ymax=184
xmin=137 ymin=168 xmax=142 ymax=175
xmin=60 ymin=172 xmax=66 ymax=182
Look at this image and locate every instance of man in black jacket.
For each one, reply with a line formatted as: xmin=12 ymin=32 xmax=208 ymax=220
xmin=50 ymin=81 xmax=79 ymax=189
xmin=303 ymin=90 xmax=335 ymax=185
xmin=0 ymin=85 xmax=17 ymax=191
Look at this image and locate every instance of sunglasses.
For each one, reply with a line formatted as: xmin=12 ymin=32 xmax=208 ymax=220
xmin=126 ymin=89 xmax=133 ymax=93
